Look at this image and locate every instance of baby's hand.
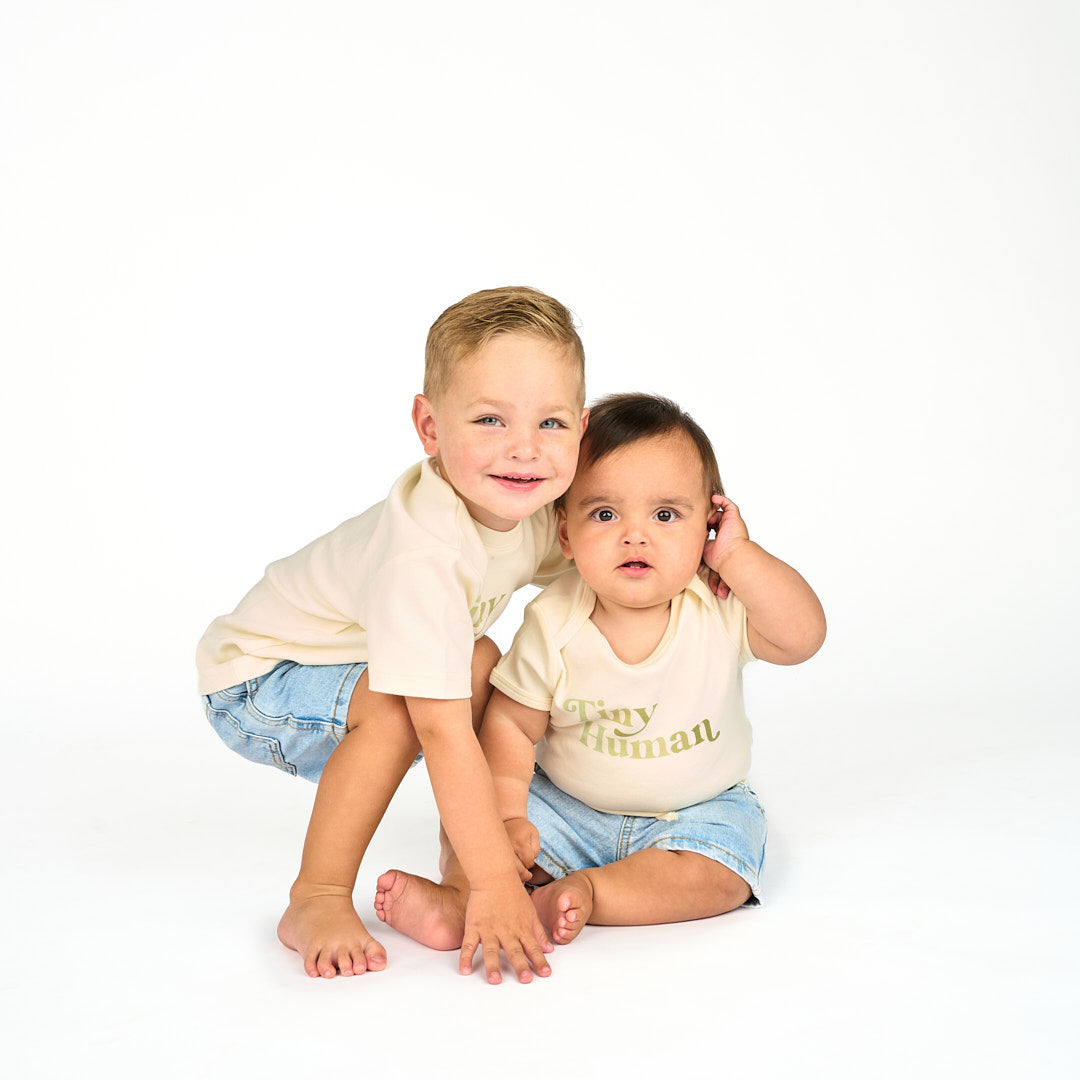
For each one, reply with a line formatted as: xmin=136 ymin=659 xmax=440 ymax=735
xmin=703 ymin=494 xmax=751 ymax=597
xmin=504 ymin=816 xmax=540 ymax=882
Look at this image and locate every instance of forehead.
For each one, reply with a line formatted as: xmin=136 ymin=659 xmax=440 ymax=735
xmin=452 ymin=333 xmax=583 ymax=405
xmin=570 ymin=433 xmax=709 ymax=501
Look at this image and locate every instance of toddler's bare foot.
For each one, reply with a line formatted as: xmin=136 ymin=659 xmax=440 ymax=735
xmin=277 ymin=893 xmax=387 ymax=978
xmin=374 ymin=869 xmax=466 ymax=951
xmin=530 ymin=870 xmax=594 ymax=945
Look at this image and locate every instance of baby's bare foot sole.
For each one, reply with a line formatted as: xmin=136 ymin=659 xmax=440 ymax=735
xmin=277 ymin=895 xmax=387 ymax=978
xmin=374 ymin=869 xmax=467 ymax=951
xmin=530 ymin=872 xmax=593 ymax=945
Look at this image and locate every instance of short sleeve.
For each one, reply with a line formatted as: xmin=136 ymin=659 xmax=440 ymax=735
xmin=490 ymin=598 xmax=559 ymax=712
xmin=715 ymin=591 xmax=756 ymax=666
xmin=366 ymin=550 xmax=478 ymax=699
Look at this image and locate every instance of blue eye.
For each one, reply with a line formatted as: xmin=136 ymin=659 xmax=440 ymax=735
xmin=475 ymin=416 xmax=501 ymax=426
xmin=539 ymin=418 xmax=565 ymax=429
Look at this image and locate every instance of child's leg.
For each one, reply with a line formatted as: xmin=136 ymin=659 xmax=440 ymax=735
xmin=372 ymin=638 xmax=500 ymax=950
xmin=529 ymin=849 xmax=751 ymax=944
xmin=277 ymin=673 xmax=420 ymax=977
xmin=525 ymin=773 xmax=766 ymax=943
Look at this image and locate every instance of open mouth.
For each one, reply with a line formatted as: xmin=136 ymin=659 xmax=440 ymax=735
xmin=619 ymin=559 xmax=652 ymax=571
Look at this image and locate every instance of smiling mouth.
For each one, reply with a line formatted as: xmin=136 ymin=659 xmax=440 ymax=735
xmin=493 ymin=474 xmax=544 ymax=485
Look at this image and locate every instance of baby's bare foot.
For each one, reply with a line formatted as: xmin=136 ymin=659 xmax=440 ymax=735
xmin=277 ymin=893 xmax=387 ymax=978
xmin=530 ymin=871 xmax=594 ymax=945
xmin=374 ymin=869 xmax=466 ymax=951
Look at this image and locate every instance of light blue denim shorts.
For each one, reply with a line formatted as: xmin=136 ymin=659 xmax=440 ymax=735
xmin=203 ymin=661 xmax=366 ymax=782
xmin=527 ymin=767 xmax=767 ymax=903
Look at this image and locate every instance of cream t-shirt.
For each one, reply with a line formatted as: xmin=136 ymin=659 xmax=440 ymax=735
xmin=490 ymin=570 xmax=756 ymax=815
xmin=196 ymin=459 xmax=569 ymax=698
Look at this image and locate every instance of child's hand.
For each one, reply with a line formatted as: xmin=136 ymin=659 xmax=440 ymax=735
xmin=702 ymin=494 xmax=751 ymax=599
xmin=460 ymin=884 xmax=554 ymax=984
xmin=504 ymin=816 xmax=540 ymax=881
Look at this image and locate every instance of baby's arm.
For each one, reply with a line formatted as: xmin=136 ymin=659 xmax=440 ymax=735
xmin=703 ymin=494 xmax=827 ymax=665
xmin=405 ymin=695 xmax=552 ymax=984
xmin=479 ymin=689 xmax=551 ymax=872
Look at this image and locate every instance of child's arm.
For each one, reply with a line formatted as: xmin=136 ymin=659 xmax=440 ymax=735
xmin=405 ymin=695 xmax=553 ymax=984
xmin=703 ymin=494 xmax=827 ymax=665
xmin=479 ymin=688 xmax=551 ymax=872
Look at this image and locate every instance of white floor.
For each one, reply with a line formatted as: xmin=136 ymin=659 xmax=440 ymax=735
xmin=4 ymin=3 xmax=1078 ymax=1076
xmin=5 ymin=671 xmax=1075 ymax=1079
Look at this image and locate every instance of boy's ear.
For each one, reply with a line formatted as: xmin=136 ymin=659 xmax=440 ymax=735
xmin=557 ymin=507 xmax=574 ymax=560
xmin=578 ymin=406 xmax=589 ymax=437
xmin=412 ymin=394 xmax=439 ymax=456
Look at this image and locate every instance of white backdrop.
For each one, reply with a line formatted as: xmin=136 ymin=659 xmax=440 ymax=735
xmin=2 ymin=3 xmax=1077 ymax=1077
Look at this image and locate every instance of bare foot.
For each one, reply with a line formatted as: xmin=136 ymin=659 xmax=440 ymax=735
xmin=374 ymin=869 xmax=466 ymax=951
xmin=277 ymin=894 xmax=387 ymax=978
xmin=530 ymin=871 xmax=594 ymax=945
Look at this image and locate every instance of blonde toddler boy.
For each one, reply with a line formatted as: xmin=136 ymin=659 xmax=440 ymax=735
xmin=196 ymin=286 xmax=588 ymax=983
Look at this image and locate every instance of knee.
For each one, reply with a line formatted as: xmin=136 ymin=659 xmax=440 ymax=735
xmin=472 ymin=636 xmax=501 ymax=681
xmin=710 ymin=863 xmax=752 ymax=913
xmin=677 ymin=851 xmax=751 ymax=915
xmin=347 ymin=676 xmax=418 ymax=746
xmin=470 ymin=637 xmax=502 ymax=727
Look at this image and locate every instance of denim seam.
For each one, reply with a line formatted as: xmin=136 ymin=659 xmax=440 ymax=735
xmin=331 ymin=663 xmax=362 ymax=725
xmin=616 ymin=815 xmax=636 ymax=861
xmin=537 ymin=847 xmax=571 ymax=878
xmin=647 ymin=834 xmax=760 ymax=881
xmin=204 ymin=700 xmax=296 ymax=776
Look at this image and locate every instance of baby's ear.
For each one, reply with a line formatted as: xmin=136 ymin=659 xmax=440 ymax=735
xmin=556 ymin=507 xmax=574 ymax=560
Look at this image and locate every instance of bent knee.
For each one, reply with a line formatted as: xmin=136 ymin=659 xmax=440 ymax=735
xmin=472 ymin=636 xmax=501 ymax=678
xmin=674 ymin=851 xmax=752 ymax=914
xmin=470 ymin=637 xmax=502 ymax=727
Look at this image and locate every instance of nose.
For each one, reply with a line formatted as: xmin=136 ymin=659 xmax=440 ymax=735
xmin=507 ymin=426 xmax=540 ymax=461
xmin=621 ymin=521 xmax=648 ymax=545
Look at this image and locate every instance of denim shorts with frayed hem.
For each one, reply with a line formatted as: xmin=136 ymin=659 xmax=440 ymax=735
xmin=203 ymin=660 xmax=366 ymax=782
xmin=527 ymin=766 xmax=767 ymax=903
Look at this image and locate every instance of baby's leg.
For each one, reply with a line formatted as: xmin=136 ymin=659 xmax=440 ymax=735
xmin=373 ymin=638 xmax=499 ymax=951
xmin=278 ymin=672 xmax=419 ymax=978
xmin=530 ymin=849 xmax=751 ymax=943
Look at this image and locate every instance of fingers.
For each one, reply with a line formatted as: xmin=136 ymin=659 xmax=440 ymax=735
xmin=707 ymin=569 xmax=731 ymax=599
xmin=458 ymin=931 xmax=553 ymax=984
xmin=459 ymin=935 xmax=479 ymax=978
xmin=484 ymin=936 xmax=509 ymax=984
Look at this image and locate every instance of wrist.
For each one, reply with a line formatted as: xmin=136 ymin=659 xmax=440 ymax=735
xmin=713 ymin=537 xmax=762 ymax=573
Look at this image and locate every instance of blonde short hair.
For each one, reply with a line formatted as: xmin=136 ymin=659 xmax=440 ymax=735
xmin=424 ymin=286 xmax=585 ymax=402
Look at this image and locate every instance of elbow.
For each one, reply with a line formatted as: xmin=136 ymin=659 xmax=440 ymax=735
xmin=778 ymin=613 xmax=827 ymax=666
xmin=797 ymin=614 xmax=827 ymax=664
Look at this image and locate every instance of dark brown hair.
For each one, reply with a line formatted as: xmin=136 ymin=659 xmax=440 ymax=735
xmin=566 ymin=392 xmax=724 ymax=505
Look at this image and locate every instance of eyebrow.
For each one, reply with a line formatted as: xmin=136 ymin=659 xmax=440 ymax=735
xmin=470 ymin=398 xmax=577 ymax=415
xmin=574 ymin=492 xmax=700 ymax=511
